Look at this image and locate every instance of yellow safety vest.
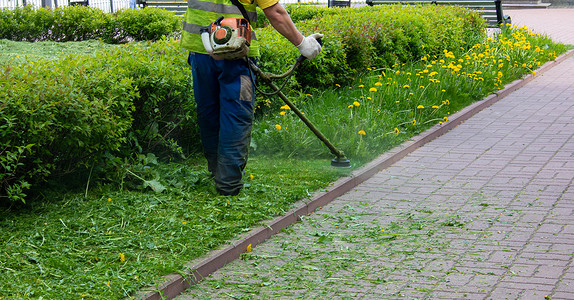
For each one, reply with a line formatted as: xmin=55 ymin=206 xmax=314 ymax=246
xmin=181 ymin=0 xmax=260 ymax=57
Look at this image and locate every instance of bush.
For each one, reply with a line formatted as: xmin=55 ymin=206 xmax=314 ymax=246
xmin=0 ymin=6 xmax=181 ymax=43
xmin=0 ymin=39 xmax=196 ymax=203
xmin=105 ymin=8 xmax=182 ymax=43
xmin=0 ymin=58 xmax=137 ymax=203
xmin=256 ymin=4 xmax=486 ymax=98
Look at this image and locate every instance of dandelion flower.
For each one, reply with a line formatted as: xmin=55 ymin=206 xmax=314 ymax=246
xmin=417 ymin=105 xmax=424 ymax=109
xmin=375 ymin=82 xmax=382 ymax=86
xmin=403 ymin=84 xmax=410 ymax=89
xmin=443 ymin=116 xmax=449 ymax=122
xmin=182 ymin=221 xmax=187 ymax=225
xmin=358 ymin=84 xmax=364 ymax=88
xmin=107 ymin=198 xmax=112 ymax=202
xmin=358 ymin=130 xmax=366 ymax=135
xmin=275 ymin=124 xmax=281 ymax=131
xmin=412 ymin=119 xmax=417 ymax=125
xmin=280 ymin=105 xmax=290 ymax=110
xmin=280 ymin=111 xmax=286 ymax=116
xmin=432 ymin=105 xmax=439 ymax=109
xmin=353 ymin=101 xmax=360 ymax=107
xmin=369 ymin=87 xmax=377 ymax=92
xmin=249 ymin=174 xmax=254 ymax=180
xmin=246 ymin=244 xmax=252 ymax=252
xmin=394 ymin=128 xmax=399 ymax=135
xmin=335 ymin=83 xmax=341 ymax=87
xmin=119 ymin=253 xmax=125 ymax=263
xmin=348 ymin=104 xmax=354 ymax=109
xmin=532 ymin=71 xmax=537 ymax=75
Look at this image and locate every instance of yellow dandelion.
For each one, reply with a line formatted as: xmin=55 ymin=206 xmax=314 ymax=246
xmin=182 ymin=221 xmax=187 ymax=225
xmin=532 ymin=71 xmax=537 ymax=75
xmin=119 ymin=253 xmax=125 ymax=262
xmin=417 ymin=105 xmax=424 ymax=109
xmin=246 ymin=244 xmax=252 ymax=253
xmin=403 ymin=85 xmax=410 ymax=89
xmin=412 ymin=119 xmax=417 ymax=125
xmin=358 ymin=130 xmax=366 ymax=135
xmin=348 ymin=104 xmax=354 ymax=109
xmin=432 ymin=105 xmax=439 ymax=109
xmin=394 ymin=128 xmax=399 ymax=135
xmin=375 ymin=82 xmax=382 ymax=86
xmin=306 ymin=94 xmax=313 ymax=97
xmin=369 ymin=87 xmax=377 ymax=92
xmin=367 ymin=97 xmax=372 ymax=100
xmin=275 ymin=124 xmax=281 ymax=131
xmin=443 ymin=116 xmax=449 ymax=122
xmin=280 ymin=105 xmax=290 ymax=110
xmin=107 ymin=198 xmax=112 ymax=202
xmin=358 ymin=84 xmax=365 ymax=88
xmin=249 ymin=174 xmax=254 ymax=180
xmin=353 ymin=101 xmax=360 ymax=107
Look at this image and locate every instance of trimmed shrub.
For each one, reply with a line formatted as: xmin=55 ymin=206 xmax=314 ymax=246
xmin=0 ymin=39 xmax=196 ymax=203
xmin=0 ymin=6 xmax=181 ymax=43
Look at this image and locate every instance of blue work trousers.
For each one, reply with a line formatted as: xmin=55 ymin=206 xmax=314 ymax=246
xmin=188 ymin=53 xmax=255 ymax=195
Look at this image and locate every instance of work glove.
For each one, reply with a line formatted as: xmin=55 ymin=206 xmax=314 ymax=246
xmin=296 ymin=33 xmax=324 ymax=60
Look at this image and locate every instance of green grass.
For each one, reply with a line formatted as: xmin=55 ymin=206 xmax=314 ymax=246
xmin=0 ymin=25 xmax=569 ymax=299
xmin=0 ymin=39 xmax=117 ymax=64
xmin=0 ymin=157 xmax=349 ymax=299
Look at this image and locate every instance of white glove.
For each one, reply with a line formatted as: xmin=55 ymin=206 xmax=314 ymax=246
xmin=296 ymin=33 xmax=324 ymax=60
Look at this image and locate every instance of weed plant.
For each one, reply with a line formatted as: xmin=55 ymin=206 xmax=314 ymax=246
xmin=252 ymin=25 xmax=566 ymax=163
xmin=0 ymin=25 xmax=568 ymax=299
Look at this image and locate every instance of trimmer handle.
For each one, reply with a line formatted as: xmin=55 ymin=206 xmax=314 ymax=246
xmin=296 ymin=37 xmax=323 ymax=63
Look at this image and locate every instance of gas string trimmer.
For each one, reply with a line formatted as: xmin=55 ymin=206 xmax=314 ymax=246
xmin=200 ymin=16 xmax=349 ymax=167
xmin=246 ymin=42 xmax=351 ymax=168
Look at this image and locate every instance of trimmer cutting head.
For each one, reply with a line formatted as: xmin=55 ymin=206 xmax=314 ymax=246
xmin=331 ymin=157 xmax=351 ymax=168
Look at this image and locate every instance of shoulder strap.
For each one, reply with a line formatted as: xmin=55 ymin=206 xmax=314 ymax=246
xmin=229 ymin=0 xmax=251 ymax=23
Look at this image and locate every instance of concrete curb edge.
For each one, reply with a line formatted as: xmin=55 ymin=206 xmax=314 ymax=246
xmin=138 ymin=49 xmax=574 ymax=300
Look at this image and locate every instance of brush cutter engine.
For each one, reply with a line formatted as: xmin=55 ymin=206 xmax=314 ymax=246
xmin=201 ymin=17 xmax=251 ymax=60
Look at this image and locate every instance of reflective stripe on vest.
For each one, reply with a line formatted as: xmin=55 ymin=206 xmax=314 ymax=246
xmin=180 ymin=0 xmax=259 ymax=57
xmin=186 ymin=0 xmax=258 ymax=21
xmin=182 ymin=21 xmax=257 ymax=40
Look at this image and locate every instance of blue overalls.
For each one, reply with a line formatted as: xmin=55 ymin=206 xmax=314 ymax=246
xmin=188 ymin=53 xmax=255 ymax=196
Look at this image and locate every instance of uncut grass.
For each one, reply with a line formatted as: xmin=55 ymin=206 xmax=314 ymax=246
xmin=0 ymin=25 xmax=567 ymax=299
xmin=252 ymin=25 xmax=567 ymax=164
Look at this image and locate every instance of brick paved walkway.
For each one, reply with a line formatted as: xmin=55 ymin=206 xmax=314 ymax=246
xmin=504 ymin=8 xmax=574 ymax=45
xmin=176 ymin=10 xmax=574 ymax=300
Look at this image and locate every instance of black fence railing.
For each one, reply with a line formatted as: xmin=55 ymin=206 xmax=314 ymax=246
xmin=0 ymin=0 xmax=363 ymax=12
xmin=0 ymin=0 xmax=139 ymax=12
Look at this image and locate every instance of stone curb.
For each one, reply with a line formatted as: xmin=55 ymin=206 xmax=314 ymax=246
xmin=138 ymin=49 xmax=574 ymax=300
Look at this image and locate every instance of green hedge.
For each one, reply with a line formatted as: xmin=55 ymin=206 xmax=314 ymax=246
xmin=0 ymin=39 xmax=196 ymax=203
xmin=258 ymin=4 xmax=486 ymax=89
xmin=0 ymin=5 xmax=487 ymax=203
xmin=0 ymin=5 xmax=181 ymax=43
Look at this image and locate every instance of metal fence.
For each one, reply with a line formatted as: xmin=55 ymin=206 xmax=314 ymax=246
xmin=0 ymin=0 xmax=139 ymax=13
xmin=0 ymin=0 xmax=359 ymax=12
